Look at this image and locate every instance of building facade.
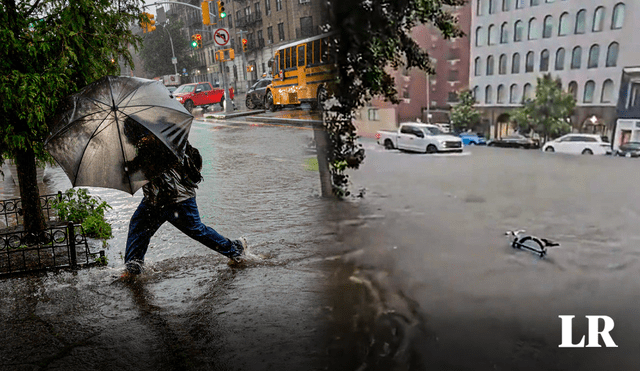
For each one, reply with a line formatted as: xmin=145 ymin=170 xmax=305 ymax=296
xmin=354 ymin=3 xmax=472 ymax=135
xmin=470 ymin=0 xmax=637 ymax=139
xmin=166 ymin=0 xmax=328 ymax=93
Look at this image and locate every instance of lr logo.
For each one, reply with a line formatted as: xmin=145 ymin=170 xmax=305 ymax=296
xmin=558 ymin=315 xmax=618 ymax=348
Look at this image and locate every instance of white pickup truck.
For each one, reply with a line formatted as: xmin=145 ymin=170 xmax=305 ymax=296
xmin=376 ymin=122 xmax=463 ymax=153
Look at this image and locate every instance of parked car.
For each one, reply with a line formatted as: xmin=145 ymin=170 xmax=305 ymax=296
xmin=246 ymin=78 xmax=272 ymax=109
xmin=173 ymin=82 xmax=234 ymax=113
xmin=487 ymin=134 xmax=539 ymax=149
xmin=542 ymin=134 xmax=611 ymax=155
xmin=615 ymin=141 xmax=640 ymax=157
xmin=376 ymin=123 xmax=463 ymax=153
xmin=459 ymin=132 xmax=486 ymax=146
xmin=166 ymin=86 xmax=178 ymax=94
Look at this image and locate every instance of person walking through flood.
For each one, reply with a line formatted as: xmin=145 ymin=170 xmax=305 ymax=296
xmin=121 ymin=121 xmax=248 ymax=277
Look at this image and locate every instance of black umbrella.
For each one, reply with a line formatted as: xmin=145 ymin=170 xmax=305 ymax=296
xmin=45 ymin=76 xmax=193 ymax=195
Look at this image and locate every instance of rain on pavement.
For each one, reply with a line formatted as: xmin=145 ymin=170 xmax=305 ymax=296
xmin=0 ymin=116 xmax=351 ymax=371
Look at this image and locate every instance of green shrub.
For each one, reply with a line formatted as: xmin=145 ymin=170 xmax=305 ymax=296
xmin=52 ymin=188 xmax=113 ymax=239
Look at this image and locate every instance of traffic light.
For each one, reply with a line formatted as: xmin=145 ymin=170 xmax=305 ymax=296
xmin=195 ymin=34 xmax=202 ymax=48
xmin=217 ymin=1 xmax=226 ymax=18
xmin=191 ymin=35 xmax=198 ymax=49
xmin=215 ymin=49 xmax=235 ymax=62
xmin=139 ymin=12 xmax=156 ymax=33
xmin=147 ymin=13 xmax=156 ymax=32
xmin=201 ymin=1 xmax=213 ymax=25
xmin=242 ymin=38 xmax=248 ymax=52
xmin=246 ymin=65 xmax=254 ymax=72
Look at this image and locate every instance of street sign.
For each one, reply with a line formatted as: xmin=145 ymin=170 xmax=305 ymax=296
xmin=172 ymin=57 xmax=177 ymax=65
xmin=213 ymin=28 xmax=230 ymax=46
xmin=183 ymin=68 xmax=186 ymax=73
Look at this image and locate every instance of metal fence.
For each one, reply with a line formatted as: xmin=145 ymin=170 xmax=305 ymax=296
xmin=0 ymin=193 xmax=105 ymax=276
xmin=0 ymin=193 xmax=66 ymax=229
xmin=0 ymin=222 xmax=103 ymax=276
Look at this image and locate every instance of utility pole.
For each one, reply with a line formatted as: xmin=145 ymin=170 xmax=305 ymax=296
xmin=426 ymin=72 xmax=431 ymax=124
xmin=163 ymin=23 xmax=178 ymax=75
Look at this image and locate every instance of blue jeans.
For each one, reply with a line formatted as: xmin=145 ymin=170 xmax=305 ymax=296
xmin=125 ymin=197 xmax=240 ymax=273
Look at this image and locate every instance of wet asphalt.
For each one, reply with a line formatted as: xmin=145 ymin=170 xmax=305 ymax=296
xmin=3 ymin=114 xmax=640 ymax=370
xmin=0 ymin=116 xmax=352 ymax=371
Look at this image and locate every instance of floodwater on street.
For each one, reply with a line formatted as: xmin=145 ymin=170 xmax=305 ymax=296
xmin=0 ymin=119 xmax=345 ymax=371
xmin=324 ymin=140 xmax=640 ymax=370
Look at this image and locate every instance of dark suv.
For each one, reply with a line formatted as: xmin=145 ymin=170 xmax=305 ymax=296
xmin=246 ymin=78 xmax=272 ymax=109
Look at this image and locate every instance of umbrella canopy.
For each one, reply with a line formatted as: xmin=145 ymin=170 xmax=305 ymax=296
xmin=45 ymin=76 xmax=193 ymax=195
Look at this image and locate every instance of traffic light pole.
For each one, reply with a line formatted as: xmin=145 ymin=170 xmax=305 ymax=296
xmin=219 ymin=58 xmax=233 ymax=114
xmin=237 ymin=29 xmax=249 ymax=90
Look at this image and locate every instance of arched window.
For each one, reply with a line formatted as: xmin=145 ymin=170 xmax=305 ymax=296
xmin=571 ymin=46 xmax=582 ymax=69
xmin=526 ymin=51 xmax=535 ymax=72
xmin=607 ymin=42 xmax=619 ymax=67
xmin=485 ymin=85 xmax=493 ymax=104
xmin=558 ymin=12 xmax=571 ymax=36
xmin=612 ymin=3 xmax=625 ymax=29
xmin=476 ymin=27 xmax=485 ymax=46
xmin=512 ymin=53 xmax=521 ymax=73
xmin=487 ymin=55 xmax=495 ymax=75
xmin=488 ymin=24 xmax=496 ymax=45
xmin=543 ymin=15 xmax=553 ymax=38
xmin=528 ymin=18 xmax=539 ymax=40
xmin=499 ymin=54 xmax=508 ymax=74
xmin=500 ymin=22 xmax=509 ymax=43
xmin=497 ymin=84 xmax=506 ymax=103
xmin=530 ymin=0 xmax=539 ymax=6
xmin=601 ymin=79 xmax=614 ymax=103
xmin=555 ymin=48 xmax=565 ymax=70
xmin=588 ymin=44 xmax=600 ymax=68
xmin=593 ymin=6 xmax=605 ymax=32
xmin=502 ymin=0 xmax=511 ymax=12
xmin=474 ymin=57 xmax=482 ymax=76
xmin=584 ymin=80 xmax=595 ymax=103
xmin=568 ymin=81 xmax=578 ymax=100
xmin=575 ymin=9 xmax=586 ymax=34
xmin=510 ymin=84 xmax=519 ymax=103
xmin=516 ymin=0 xmax=524 ymax=9
xmin=523 ymin=83 xmax=534 ymax=101
xmin=472 ymin=86 xmax=479 ymax=101
xmin=514 ymin=20 xmax=524 ymax=42
xmin=477 ymin=0 xmax=484 ymax=16
xmin=539 ymin=49 xmax=550 ymax=71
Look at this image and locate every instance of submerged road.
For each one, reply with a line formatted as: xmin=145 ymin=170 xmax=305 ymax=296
xmin=326 ymin=140 xmax=640 ymax=370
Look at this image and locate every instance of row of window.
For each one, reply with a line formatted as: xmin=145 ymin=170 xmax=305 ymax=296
xmin=474 ymin=42 xmax=618 ymax=76
xmin=477 ymin=0 xmax=562 ymax=15
xmin=475 ymin=4 xmax=625 ymax=46
xmin=472 ymin=79 xmax=615 ymax=105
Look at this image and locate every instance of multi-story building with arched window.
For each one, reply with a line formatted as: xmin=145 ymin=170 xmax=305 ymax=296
xmin=470 ymin=0 xmax=636 ymax=140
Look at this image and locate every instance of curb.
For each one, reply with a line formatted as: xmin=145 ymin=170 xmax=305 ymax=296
xmin=245 ymin=115 xmax=322 ymax=127
xmin=207 ymin=110 xmax=265 ymax=119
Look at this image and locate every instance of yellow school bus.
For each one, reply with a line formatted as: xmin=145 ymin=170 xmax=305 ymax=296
xmin=264 ymin=32 xmax=336 ymax=111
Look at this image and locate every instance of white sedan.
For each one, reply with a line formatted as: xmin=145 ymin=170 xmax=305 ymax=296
xmin=542 ymin=134 xmax=611 ymax=155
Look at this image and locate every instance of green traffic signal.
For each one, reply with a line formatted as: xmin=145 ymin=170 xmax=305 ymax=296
xmin=220 ymin=11 xmax=226 ymax=18
xmin=192 ymin=40 xmax=198 ymax=48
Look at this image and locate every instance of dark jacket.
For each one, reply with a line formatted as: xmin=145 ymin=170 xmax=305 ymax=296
xmin=142 ymin=164 xmax=197 ymax=206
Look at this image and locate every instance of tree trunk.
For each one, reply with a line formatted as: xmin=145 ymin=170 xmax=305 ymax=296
xmin=313 ymin=124 xmax=333 ymax=198
xmin=15 ymin=145 xmax=45 ymax=232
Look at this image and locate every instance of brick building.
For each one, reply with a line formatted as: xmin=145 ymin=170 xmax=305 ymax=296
xmin=354 ymin=4 xmax=472 ymax=136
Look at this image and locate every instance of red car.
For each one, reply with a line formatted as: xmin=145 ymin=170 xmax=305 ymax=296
xmin=173 ymin=82 xmax=234 ymax=113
